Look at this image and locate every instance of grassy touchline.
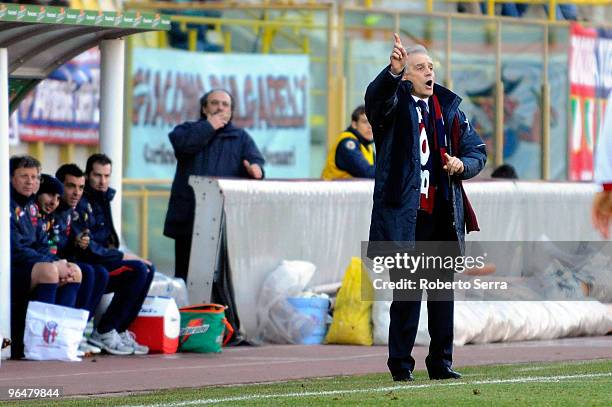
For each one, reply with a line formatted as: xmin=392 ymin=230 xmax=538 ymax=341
xmin=8 ymin=359 xmax=611 ymax=407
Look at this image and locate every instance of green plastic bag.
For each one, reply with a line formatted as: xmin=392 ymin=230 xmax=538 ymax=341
xmin=178 ymin=304 xmax=234 ymax=353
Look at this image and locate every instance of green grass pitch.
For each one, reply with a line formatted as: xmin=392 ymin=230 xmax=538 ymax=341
xmin=7 ymin=359 xmax=611 ymax=406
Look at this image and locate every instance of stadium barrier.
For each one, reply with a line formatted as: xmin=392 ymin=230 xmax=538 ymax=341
xmin=187 ymin=177 xmax=600 ymax=340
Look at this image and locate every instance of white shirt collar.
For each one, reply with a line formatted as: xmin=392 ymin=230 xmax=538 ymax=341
xmin=411 ymin=95 xmax=429 ymax=111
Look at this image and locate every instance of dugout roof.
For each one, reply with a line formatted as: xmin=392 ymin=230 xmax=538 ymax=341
xmin=0 ymin=2 xmax=169 ymax=110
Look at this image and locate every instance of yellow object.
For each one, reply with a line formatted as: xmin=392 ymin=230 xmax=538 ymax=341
xmin=325 ymin=257 xmax=374 ymax=346
xmin=321 ymin=131 xmax=374 ymax=180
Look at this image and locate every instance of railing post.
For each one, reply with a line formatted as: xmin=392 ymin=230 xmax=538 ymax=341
xmin=487 ymin=0 xmax=495 ymax=16
xmin=541 ymin=24 xmax=551 ymax=179
xmin=426 ymin=0 xmax=434 ymax=13
xmin=549 ymin=0 xmax=557 ymax=21
xmin=188 ymin=29 xmax=198 ymax=51
xmin=445 ymin=15 xmax=452 ymax=90
xmin=542 ymin=83 xmax=551 ymax=179
xmin=326 ymin=3 xmax=344 ymax=148
xmin=140 ymin=187 xmax=149 ymax=259
xmin=495 ymin=19 xmax=504 ymax=167
xmin=60 ymin=144 xmax=75 ymax=164
xmin=27 ymin=140 xmax=44 ymax=161
xmin=223 ymin=30 xmax=232 ymax=52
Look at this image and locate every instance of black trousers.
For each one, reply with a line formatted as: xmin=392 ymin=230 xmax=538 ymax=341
xmin=174 ymin=234 xmax=193 ymax=282
xmin=387 ymin=198 xmax=458 ymax=376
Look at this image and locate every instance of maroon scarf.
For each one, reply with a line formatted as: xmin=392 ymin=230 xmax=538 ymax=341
xmin=449 ymin=107 xmax=480 ymax=233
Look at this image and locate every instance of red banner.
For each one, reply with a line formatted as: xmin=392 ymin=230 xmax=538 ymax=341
xmin=568 ymin=24 xmax=612 ymax=180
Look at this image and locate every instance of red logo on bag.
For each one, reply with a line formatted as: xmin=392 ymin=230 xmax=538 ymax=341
xmin=42 ymin=321 xmax=58 ymax=344
xmin=180 ymin=318 xmax=209 ymax=345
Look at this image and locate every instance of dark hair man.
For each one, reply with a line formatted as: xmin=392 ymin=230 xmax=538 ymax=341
xmin=491 ymin=164 xmax=518 ymax=179
xmin=164 ymin=89 xmax=265 ymax=281
xmin=71 ymin=154 xmax=153 ymax=355
xmin=322 ymin=105 xmax=375 ymax=180
xmin=45 ymin=164 xmax=109 ymax=355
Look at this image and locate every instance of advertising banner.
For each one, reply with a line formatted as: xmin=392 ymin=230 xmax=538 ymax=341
xmin=17 ymin=48 xmax=100 ymax=145
xmin=128 ymin=48 xmax=310 ymax=179
xmin=568 ymin=24 xmax=612 ymax=181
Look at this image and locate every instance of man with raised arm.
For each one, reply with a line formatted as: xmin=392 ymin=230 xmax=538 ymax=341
xmin=365 ymin=34 xmax=486 ymax=382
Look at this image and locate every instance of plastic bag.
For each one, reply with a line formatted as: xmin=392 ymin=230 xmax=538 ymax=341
xmin=148 ymin=272 xmax=190 ymax=307
xmin=24 ymin=301 xmax=88 ymax=361
xmin=253 ymin=260 xmax=317 ymax=344
xmin=325 ymin=257 xmax=374 ymax=346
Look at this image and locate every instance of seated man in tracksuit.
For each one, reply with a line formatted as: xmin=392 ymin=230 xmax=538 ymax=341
xmin=321 ymin=105 xmax=375 ymax=180
xmin=9 ymin=155 xmax=82 ymax=359
xmin=71 ymin=154 xmax=154 ymax=355
xmin=36 ymin=170 xmax=108 ymax=355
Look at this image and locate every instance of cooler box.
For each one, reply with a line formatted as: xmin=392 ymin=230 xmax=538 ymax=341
xmin=128 ymin=296 xmax=180 ymax=354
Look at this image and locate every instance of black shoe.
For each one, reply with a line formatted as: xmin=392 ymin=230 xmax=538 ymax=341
xmin=428 ymin=366 xmax=462 ymax=380
xmin=392 ymin=371 xmax=414 ymax=382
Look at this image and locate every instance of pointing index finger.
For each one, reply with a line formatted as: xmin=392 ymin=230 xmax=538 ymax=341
xmin=393 ymin=33 xmax=402 ymax=47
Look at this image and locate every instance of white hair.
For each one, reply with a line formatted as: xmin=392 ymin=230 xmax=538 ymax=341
xmin=404 ymin=44 xmax=429 ymax=57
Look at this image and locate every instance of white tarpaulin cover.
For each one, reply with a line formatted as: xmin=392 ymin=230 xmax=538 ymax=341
xmin=373 ymin=300 xmax=612 ymax=346
xmin=197 ymin=179 xmax=608 ymax=341
xmin=219 ymin=179 xmax=372 ymax=336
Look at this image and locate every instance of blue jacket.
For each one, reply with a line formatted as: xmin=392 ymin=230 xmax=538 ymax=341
xmin=10 ymin=188 xmax=57 ymax=269
xmin=72 ymin=185 xmax=123 ymax=265
xmin=39 ymin=202 xmax=76 ymax=259
xmin=365 ymin=67 xmax=486 ymax=252
xmin=164 ymin=120 xmax=265 ymax=238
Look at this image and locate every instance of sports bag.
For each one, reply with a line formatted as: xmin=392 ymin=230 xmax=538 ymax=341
xmin=178 ymin=304 xmax=234 ymax=353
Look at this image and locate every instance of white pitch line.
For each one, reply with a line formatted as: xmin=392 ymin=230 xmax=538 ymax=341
xmin=122 ymin=372 xmax=612 ymax=407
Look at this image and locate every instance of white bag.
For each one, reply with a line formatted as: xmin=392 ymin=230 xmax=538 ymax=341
xmin=24 ymin=301 xmax=88 ymax=362
xmin=253 ymin=260 xmax=317 ymax=344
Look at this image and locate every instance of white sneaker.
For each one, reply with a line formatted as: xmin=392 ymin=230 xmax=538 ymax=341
xmin=89 ymin=329 xmax=134 ymax=355
xmin=76 ymin=349 xmax=85 ymax=358
xmin=119 ymin=331 xmax=149 ymax=355
xmin=78 ymin=337 xmax=101 ymax=355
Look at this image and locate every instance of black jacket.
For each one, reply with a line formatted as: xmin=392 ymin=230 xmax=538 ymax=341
xmin=72 ymin=185 xmax=123 ymax=265
xmin=164 ymin=120 xmax=265 ymax=238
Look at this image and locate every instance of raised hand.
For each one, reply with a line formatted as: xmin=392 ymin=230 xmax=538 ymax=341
xmin=390 ymin=33 xmax=408 ymax=75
